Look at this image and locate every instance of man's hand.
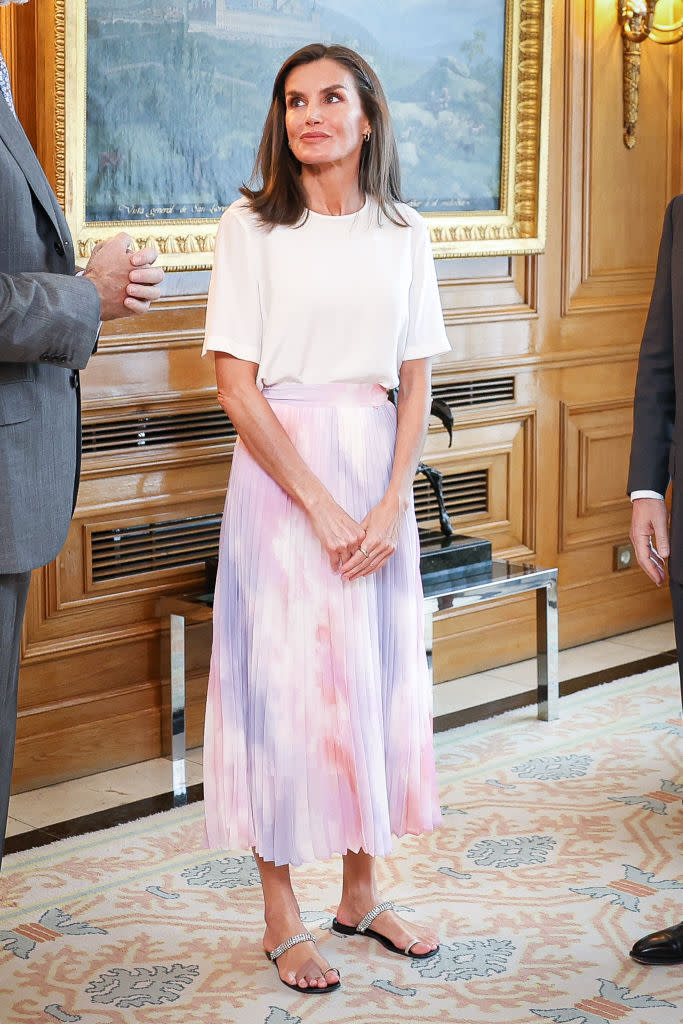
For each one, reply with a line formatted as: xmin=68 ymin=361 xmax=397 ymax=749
xmin=83 ymin=232 xmax=164 ymax=320
xmin=630 ymin=497 xmax=669 ymax=586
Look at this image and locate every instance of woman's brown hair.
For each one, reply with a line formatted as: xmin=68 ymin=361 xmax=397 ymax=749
xmin=241 ymin=43 xmax=406 ymax=227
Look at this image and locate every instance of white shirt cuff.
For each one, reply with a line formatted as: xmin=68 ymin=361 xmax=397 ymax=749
xmin=630 ymin=490 xmax=665 ymax=501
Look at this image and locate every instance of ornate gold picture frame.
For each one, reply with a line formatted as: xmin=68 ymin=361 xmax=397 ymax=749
xmin=58 ymin=0 xmax=551 ymax=269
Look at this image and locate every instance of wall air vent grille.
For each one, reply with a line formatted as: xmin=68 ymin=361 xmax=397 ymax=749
xmin=414 ymin=469 xmax=489 ymax=524
xmin=432 ymin=377 xmax=515 ymax=409
xmin=91 ymin=514 xmax=221 ymax=582
xmin=82 ymin=409 xmax=235 ymax=453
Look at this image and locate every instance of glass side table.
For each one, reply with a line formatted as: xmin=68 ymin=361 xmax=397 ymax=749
xmin=422 ymin=560 xmax=559 ymax=722
xmin=159 ymin=559 xmax=559 ymax=801
xmin=158 ymin=593 xmax=213 ymax=803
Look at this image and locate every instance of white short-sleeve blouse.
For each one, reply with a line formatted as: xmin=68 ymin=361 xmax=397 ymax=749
xmin=202 ymin=196 xmax=450 ymax=389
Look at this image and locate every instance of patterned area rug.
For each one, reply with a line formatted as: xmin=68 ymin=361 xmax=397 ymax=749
xmin=0 ymin=666 xmax=681 ymax=1024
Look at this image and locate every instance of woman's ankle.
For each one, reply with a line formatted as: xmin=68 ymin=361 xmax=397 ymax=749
xmin=337 ymin=888 xmax=380 ymax=921
xmin=264 ymin=902 xmax=302 ymax=928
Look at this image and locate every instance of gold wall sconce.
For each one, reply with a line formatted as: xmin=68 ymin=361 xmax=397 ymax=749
xmin=618 ymin=1 xmax=683 ymax=147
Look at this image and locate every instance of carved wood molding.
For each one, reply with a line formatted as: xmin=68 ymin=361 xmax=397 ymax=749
xmin=443 ymin=304 xmax=538 ymax=326
xmin=96 ymin=331 xmax=206 ymax=355
xmin=425 ymin=407 xmax=537 ymax=556
xmin=79 ymin=450 xmax=233 ymax=480
xmin=53 ymin=0 xmax=65 ymax=204
xmin=432 ymin=253 xmax=539 ymax=325
xmin=431 ymin=345 xmax=641 ymax=382
xmin=21 ymin=507 xmax=220 ymax=658
xmin=0 ymin=2 xmax=35 ymax=144
xmin=81 ymin=389 xmax=219 ymax=414
xmin=558 ymin=398 xmax=634 ymax=552
xmin=560 ymin=0 xmax=678 ymax=317
xmin=0 ymin=7 xmax=19 ymax=84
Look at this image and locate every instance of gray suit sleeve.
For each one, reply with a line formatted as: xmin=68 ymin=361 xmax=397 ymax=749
xmin=627 ymin=198 xmax=676 ymax=496
xmin=0 ymin=271 xmax=101 ymax=370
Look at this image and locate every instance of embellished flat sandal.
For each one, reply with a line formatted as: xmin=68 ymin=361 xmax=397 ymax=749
xmin=266 ymin=931 xmax=341 ymax=994
xmin=332 ymin=900 xmax=439 ymax=959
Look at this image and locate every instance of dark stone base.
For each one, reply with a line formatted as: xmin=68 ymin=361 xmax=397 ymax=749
xmin=419 ymin=531 xmax=492 ymax=577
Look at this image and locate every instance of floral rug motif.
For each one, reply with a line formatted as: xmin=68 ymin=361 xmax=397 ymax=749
xmin=0 ymin=666 xmax=681 ymax=1023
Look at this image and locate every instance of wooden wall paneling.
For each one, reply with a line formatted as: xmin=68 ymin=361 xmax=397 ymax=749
xmin=14 ymin=628 xmax=162 ymax=791
xmin=529 ymin=0 xmax=675 ymax=652
xmin=438 ymin=257 xmax=535 ymax=325
xmin=545 ymin=355 xmax=673 ymax=638
xmin=23 ymin=486 xmax=226 ymax=642
xmin=553 ymin=361 xmax=672 ymax=642
xmin=0 ymin=1 xmax=37 ymax=145
xmin=439 ymin=256 xmax=537 ymax=370
xmin=14 ymin=702 xmax=162 ymax=793
xmin=424 ymin=407 xmax=536 ymax=558
xmin=559 ymin=399 xmax=635 ymax=552
xmin=433 ymin=591 xmax=538 ymax=683
xmin=561 ymin=0 xmax=678 ymax=319
xmin=555 ymin=555 xmax=672 ymax=647
xmin=423 ymin=395 xmax=539 ymax=681
xmin=90 ymin=295 xmax=208 ymax=347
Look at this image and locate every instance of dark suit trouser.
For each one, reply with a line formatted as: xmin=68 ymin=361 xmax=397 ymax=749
xmin=0 ymin=571 xmax=31 ymax=867
xmin=668 ymin=580 xmax=683 ymax=709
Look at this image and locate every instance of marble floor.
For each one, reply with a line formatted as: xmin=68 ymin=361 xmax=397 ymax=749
xmin=5 ymin=620 xmax=678 ymax=854
xmin=432 ymin=619 xmax=677 ymax=716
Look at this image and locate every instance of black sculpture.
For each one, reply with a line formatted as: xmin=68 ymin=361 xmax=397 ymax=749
xmin=389 ymin=391 xmax=454 ymax=539
xmin=417 ymin=397 xmax=454 ymax=539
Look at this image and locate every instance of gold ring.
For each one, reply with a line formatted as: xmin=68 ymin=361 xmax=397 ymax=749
xmin=360 ymin=546 xmax=370 ymax=558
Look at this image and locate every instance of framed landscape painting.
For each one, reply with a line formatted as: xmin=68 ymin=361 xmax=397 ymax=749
xmin=59 ymin=0 xmax=551 ymax=268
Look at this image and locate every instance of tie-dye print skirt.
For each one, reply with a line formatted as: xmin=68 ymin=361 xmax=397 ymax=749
xmin=203 ymin=382 xmax=441 ymax=866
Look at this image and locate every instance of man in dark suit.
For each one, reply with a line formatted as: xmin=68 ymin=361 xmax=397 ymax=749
xmin=627 ymin=195 xmax=683 ymax=966
xmin=0 ymin=27 xmax=163 ymax=866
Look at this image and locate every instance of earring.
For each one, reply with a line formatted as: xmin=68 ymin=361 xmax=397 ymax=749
xmin=363 ymin=131 xmax=371 ymax=143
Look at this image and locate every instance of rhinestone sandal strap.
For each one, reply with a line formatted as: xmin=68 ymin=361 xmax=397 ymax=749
xmin=356 ymin=900 xmax=395 ymax=934
xmin=268 ymin=932 xmax=315 ymax=962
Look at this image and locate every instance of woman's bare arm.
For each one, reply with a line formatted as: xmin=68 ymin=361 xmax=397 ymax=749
xmin=388 ymin=356 xmax=433 ymax=508
xmin=215 ymin=352 xmax=366 ymax=569
xmin=340 ymin=356 xmax=432 ymax=580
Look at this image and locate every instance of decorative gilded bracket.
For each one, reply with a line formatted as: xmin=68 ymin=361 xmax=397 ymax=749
xmin=618 ymin=0 xmax=683 ymax=149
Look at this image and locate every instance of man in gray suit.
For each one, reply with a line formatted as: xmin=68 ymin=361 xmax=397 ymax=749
xmin=0 ymin=14 xmax=163 ymax=865
xmin=627 ymin=195 xmax=683 ymax=966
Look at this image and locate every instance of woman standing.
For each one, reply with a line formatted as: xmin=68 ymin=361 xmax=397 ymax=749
xmin=202 ymin=43 xmax=450 ymax=994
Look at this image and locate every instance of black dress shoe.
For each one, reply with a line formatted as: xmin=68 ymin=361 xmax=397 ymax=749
xmin=630 ymin=921 xmax=683 ymax=965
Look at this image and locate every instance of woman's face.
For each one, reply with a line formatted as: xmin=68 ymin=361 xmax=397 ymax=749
xmin=284 ymin=58 xmax=371 ymax=170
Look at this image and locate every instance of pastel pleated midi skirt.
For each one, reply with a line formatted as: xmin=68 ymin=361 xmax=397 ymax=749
xmin=204 ymin=382 xmax=441 ymax=867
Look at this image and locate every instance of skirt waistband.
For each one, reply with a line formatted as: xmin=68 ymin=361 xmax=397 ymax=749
xmin=261 ymin=383 xmax=389 ymax=407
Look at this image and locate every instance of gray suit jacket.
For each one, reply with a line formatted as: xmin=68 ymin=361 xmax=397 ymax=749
xmin=628 ymin=195 xmax=683 ymax=580
xmin=0 ymin=99 xmax=101 ymax=574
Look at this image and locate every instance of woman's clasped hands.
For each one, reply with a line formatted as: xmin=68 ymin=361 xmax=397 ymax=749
xmin=342 ymin=494 xmax=404 ymax=581
xmin=307 ymin=491 xmax=404 ymax=582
